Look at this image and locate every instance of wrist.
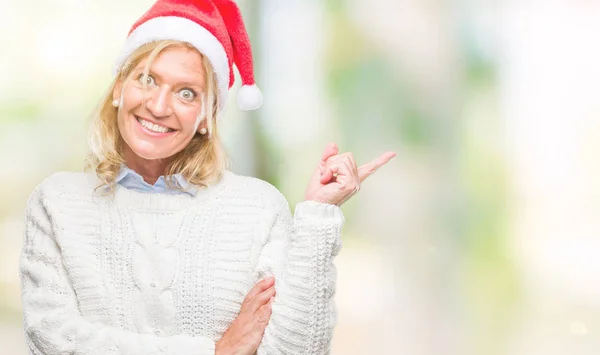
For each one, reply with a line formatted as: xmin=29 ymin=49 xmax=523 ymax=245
xmin=303 ymin=193 xmax=340 ymax=206
xmin=214 ymin=340 xmax=228 ymax=355
xmin=295 ymin=200 xmax=345 ymax=221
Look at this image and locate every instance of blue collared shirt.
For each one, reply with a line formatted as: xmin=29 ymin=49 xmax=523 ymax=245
xmin=115 ymin=164 xmax=198 ymax=196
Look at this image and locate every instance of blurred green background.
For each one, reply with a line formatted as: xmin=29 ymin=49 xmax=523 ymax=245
xmin=2 ymin=0 xmax=600 ymax=354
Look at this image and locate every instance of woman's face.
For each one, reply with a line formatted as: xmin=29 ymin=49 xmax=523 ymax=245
xmin=113 ymin=45 xmax=207 ymax=161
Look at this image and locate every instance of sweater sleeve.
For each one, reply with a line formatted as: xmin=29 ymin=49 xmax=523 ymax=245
xmin=254 ymin=193 xmax=345 ymax=355
xmin=19 ymin=186 xmax=216 ymax=355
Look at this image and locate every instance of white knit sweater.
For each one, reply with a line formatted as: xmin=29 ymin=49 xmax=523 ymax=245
xmin=19 ymin=170 xmax=344 ymax=355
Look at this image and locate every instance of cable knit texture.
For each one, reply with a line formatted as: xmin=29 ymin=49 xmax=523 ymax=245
xmin=20 ymin=170 xmax=344 ymax=355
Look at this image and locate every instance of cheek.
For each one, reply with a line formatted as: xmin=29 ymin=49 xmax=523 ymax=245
xmin=178 ymin=106 xmax=203 ymax=133
xmin=120 ymin=86 xmax=144 ymax=111
xmin=116 ymin=87 xmax=143 ymax=141
xmin=117 ymin=88 xmax=142 ymax=123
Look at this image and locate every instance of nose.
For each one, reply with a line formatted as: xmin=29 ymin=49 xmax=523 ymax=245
xmin=145 ymin=86 xmax=173 ymax=117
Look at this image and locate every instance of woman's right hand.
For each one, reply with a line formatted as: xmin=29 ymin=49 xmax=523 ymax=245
xmin=215 ymin=276 xmax=276 ymax=355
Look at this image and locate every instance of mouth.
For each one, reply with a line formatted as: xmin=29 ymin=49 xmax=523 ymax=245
xmin=134 ymin=115 xmax=176 ymax=135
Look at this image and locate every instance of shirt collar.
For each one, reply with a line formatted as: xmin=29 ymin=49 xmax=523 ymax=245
xmin=115 ymin=164 xmax=198 ymax=196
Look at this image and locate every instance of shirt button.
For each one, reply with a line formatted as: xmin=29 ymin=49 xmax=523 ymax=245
xmin=150 ymin=282 xmax=156 ymax=288
xmin=154 ymin=330 xmax=161 ymax=336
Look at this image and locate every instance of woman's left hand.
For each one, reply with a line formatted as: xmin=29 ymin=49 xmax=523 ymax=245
xmin=304 ymin=143 xmax=396 ymax=206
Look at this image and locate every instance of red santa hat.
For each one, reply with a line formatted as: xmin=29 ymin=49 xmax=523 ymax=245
xmin=113 ymin=0 xmax=263 ymax=112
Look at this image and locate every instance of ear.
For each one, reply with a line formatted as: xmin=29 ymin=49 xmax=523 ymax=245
xmin=195 ymin=100 xmax=208 ymax=134
xmin=112 ymin=79 xmax=124 ymax=103
xmin=196 ymin=119 xmax=207 ymax=134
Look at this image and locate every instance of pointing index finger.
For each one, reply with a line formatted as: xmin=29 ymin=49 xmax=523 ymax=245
xmin=357 ymin=151 xmax=396 ymax=183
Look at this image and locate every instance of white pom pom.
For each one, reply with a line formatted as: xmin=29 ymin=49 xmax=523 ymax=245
xmin=237 ymin=84 xmax=263 ymax=111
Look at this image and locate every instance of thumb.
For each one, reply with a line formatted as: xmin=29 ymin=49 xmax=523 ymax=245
xmin=307 ymin=143 xmax=339 ymax=194
xmin=319 ymin=143 xmax=338 ymax=173
xmin=321 ymin=143 xmax=338 ymax=163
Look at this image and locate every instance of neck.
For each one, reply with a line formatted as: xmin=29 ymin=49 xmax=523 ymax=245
xmin=123 ymin=145 xmax=172 ymax=185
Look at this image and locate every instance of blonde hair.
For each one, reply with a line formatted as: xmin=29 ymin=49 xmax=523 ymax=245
xmin=85 ymin=40 xmax=230 ymax=194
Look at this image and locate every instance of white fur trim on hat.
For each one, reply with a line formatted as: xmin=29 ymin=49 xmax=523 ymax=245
xmin=113 ymin=16 xmax=230 ymax=111
xmin=237 ymin=84 xmax=263 ymax=110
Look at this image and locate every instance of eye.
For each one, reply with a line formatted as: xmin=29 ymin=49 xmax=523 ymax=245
xmin=178 ymin=88 xmax=196 ymax=101
xmin=138 ymin=74 xmax=155 ymax=87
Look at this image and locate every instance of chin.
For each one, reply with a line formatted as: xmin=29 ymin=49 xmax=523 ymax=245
xmin=120 ymin=121 xmax=190 ymax=161
xmin=127 ymin=140 xmax=174 ymax=160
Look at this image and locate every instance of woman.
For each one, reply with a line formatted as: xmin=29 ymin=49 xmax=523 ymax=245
xmin=19 ymin=0 xmax=395 ymax=354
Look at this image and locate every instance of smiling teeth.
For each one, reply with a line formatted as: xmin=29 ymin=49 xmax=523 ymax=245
xmin=137 ymin=118 xmax=171 ymax=133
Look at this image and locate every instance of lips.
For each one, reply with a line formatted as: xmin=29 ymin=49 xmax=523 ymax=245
xmin=134 ymin=115 xmax=175 ymax=133
xmin=134 ymin=115 xmax=177 ymax=137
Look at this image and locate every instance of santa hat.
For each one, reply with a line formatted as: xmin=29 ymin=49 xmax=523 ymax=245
xmin=113 ymin=0 xmax=263 ymax=112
